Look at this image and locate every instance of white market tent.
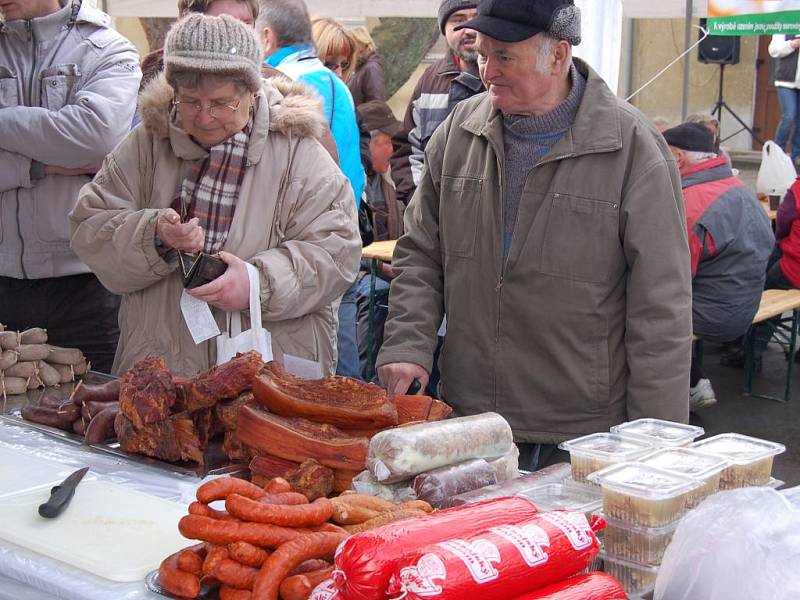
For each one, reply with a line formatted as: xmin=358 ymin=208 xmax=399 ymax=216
xmin=104 ymin=0 xmax=704 ymax=19
xmin=104 ymin=0 xmax=708 ymax=100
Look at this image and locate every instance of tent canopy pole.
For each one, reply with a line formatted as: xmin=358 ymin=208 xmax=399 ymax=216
xmin=682 ymin=0 xmax=693 ymax=120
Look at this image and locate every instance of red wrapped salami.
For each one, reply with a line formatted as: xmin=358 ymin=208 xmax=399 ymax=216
xmin=510 ymin=572 xmax=626 ymax=599
xmin=387 ymin=511 xmax=601 ymax=599
xmin=333 ymin=497 xmax=538 ymax=600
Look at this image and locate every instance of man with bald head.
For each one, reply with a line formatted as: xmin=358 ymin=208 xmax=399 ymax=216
xmin=377 ymin=0 xmax=692 ymax=469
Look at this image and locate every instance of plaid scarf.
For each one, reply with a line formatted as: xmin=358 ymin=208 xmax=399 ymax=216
xmin=177 ymin=118 xmax=252 ymax=254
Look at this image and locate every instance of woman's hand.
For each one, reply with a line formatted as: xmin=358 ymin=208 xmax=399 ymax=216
xmin=187 ymin=252 xmax=250 ymax=312
xmin=156 ymin=208 xmax=205 ymax=253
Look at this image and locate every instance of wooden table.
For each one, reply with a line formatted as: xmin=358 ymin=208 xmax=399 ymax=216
xmin=361 ymin=240 xmax=397 ymax=381
xmin=362 ymin=240 xmax=397 ymax=262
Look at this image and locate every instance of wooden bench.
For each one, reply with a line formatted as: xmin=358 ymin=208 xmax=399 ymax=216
xmin=744 ymin=289 xmax=800 ymax=402
xmin=694 ymin=289 xmax=800 ymax=402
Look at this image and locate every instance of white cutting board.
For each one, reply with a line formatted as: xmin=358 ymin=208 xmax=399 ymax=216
xmin=0 ymin=479 xmax=190 ymax=582
xmin=0 ymin=445 xmax=76 ymax=498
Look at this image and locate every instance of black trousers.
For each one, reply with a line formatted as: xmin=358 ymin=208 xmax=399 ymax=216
xmin=0 ymin=274 xmax=120 ymax=373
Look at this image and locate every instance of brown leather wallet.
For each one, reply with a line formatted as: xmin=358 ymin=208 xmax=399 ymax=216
xmin=179 ymin=252 xmax=228 ymax=289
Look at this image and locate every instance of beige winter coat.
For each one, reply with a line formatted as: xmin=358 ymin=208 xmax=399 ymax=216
xmin=70 ymin=75 xmax=360 ymax=376
xmin=377 ymin=61 xmax=693 ymax=444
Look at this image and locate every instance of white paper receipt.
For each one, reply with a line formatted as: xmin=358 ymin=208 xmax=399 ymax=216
xmin=180 ymin=290 xmax=221 ymax=344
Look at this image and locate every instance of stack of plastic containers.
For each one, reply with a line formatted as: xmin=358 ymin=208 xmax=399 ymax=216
xmin=588 ymin=462 xmax=701 ymax=596
xmin=691 ymin=433 xmax=786 ymax=490
xmin=556 ymin=421 xmax=787 ymax=597
xmin=558 ymin=433 xmax=655 ymax=484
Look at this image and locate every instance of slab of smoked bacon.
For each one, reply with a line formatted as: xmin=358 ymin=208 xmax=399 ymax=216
xmin=236 ymin=405 xmax=369 ymax=471
xmin=181 ymin=351 xmax=263 ymax=411
xmin=252 ymin=361 xmax=398 ymax=429
xmin=118 ymin=356 xmax=176 ymax=429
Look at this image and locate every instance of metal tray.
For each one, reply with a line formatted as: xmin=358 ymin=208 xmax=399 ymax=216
xmin=0 ymin=372 xmax=246 ymax=477
xmin=145 ymin=569 xmax=217 ymax=599
xmin=0 ymin=371 xmax=116 ymax=445
xmin=90 ymin=438 xmax=247 ymax=478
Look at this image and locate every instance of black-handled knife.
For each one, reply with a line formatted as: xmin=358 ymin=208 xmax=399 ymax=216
xmin=38 ymin=466 xmax=89 ymax=519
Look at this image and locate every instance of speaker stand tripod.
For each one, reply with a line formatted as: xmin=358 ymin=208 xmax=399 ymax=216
xmin=712 ymin=63 xmax=763 ymax=146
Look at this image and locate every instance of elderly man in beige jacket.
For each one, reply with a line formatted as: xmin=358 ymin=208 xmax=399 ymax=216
xmin=377 ymin=0 xmax=692 ymax=470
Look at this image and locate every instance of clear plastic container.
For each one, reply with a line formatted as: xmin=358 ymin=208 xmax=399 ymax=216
xmin=611 ymin=418 xmax=705 ymax=448
xmin=691 ymin=433 xmax=786 ymax=490
xmin=588 ymin=462 xmax=700 ymax=527
xmin=602 ymin=513 xmax=679 ymax=566
xmin=559 ymin=433 xmax=655 ymax=484
xmin=599 ymin=551 xmax=658 ymax=596
xmin=638 ymin=447 xmax=729 ymax=508
xmin=517 ymin=481 xmax=602 ymax=520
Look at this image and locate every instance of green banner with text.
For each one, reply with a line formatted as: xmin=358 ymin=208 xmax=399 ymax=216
xmin=707 ymin=11 xmax=800 ymax=35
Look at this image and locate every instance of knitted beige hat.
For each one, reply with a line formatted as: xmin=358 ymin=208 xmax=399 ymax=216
xmin=164 ymin=13 xmax=263 ymax=92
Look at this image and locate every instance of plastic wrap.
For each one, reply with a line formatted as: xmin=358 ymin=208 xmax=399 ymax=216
xmin=0 ymin=422 xmax=198 ymax=598
xmin=655 ymin=488 xmax=800 ymax=600
xmin=388 ymin=511 xmax=602 ymax=599
xmin=509 ymin=572 xmax=627 ymax=599
xmin=350 ymin=470 xmax=416 ymax=503
xmin=333 ymin=496 xmax=539 ymax=600
xmin=439 ymin=463 xmax=572 ymax=508
xmin=309 ymin=579 xmax=341 ymax=599
xmin=412 ymin=459 xmax=497 ymax=508
xmin=367 ymin=413 xmax=513 ymax=483
xmin=488 ymin=445 xmax=520 ymax=483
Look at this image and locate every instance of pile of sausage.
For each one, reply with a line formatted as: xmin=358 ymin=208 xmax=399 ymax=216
xmin=0 ymin=326 xmax=89 ymax=397
xmin=160 ymin=477 xmax=432 ymax=600
xmin=20 ymin=378 xmax=120 ymax=444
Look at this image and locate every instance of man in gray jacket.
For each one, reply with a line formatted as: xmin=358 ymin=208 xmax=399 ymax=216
xmin=377 ymin=0 xmax=692 ymax=470
xmin=0 ymin=0 xmax=141 ymax=372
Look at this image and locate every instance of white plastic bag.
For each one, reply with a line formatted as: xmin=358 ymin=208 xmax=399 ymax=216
xmin=756 ymin=140 xmax=797 ymax=196
xmin=216 ymin=262 xmax=273 ymax=364
xmin=655 ymin=487 xmax=800 ymax=600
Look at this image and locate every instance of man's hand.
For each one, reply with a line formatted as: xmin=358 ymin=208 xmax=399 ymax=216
xmin=188 ymin=252 xmax=250 ymax=312
xmin=156 ymin=208 xmax=204 ymax=253
xmin=791 ymin=38 xmax=800 ymax=49
xmin=379 ymin=263 xmax=397 ymax=280
xmin=44 ymin=165 xmax=99 ymax=176
xmin=378 ymin=362 xmax=429 ymax=395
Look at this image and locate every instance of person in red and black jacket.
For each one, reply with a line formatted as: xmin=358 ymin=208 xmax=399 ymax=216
xmin=664 ymin=123 xmax=774 ymax=411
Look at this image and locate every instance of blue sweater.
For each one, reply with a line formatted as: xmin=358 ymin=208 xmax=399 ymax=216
xmin=267 ymin=44 xmax=365 ymax=206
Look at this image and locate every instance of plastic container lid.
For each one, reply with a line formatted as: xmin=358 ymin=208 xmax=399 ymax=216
xmin=638 ymin=447 xmax=729 ymax=480
xmin=559 ymin=433 xmax=655 ymax=459
xmin=517 ymin=482 xmax=602 ymax=514
xmin=587 ymin=462 xmax=701 ymax=500
xmin=691 ymin=433 xmax=786 ymax=465
xmin=612 ymin=418 xmax=705 ymax=447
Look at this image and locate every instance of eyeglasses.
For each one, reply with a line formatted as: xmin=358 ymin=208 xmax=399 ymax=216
xmin=172 ymin=96 xmax=243 ymax=119
xmin=324 ymin=60 xmax=350 ymax=72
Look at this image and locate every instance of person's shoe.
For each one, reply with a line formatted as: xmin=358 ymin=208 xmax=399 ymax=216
xmin=689 ymin=378 xmax=717 ymax=412
xmin=719 ymin=348 xmax=762 ymax=372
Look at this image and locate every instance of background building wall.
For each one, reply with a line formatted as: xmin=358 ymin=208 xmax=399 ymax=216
xmin=628 ymin=17 xmax=758 ymax=149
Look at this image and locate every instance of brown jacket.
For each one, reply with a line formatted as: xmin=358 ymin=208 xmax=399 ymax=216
xmin=71 ymin=75 xmax=360 ymax=376
xmin=347 ymin=52 xmax=386 ymax=105
xmin=377 ymin=61 xmax=693 ymax=443
xmin=389 ymin=52 xmax=483 ymax=205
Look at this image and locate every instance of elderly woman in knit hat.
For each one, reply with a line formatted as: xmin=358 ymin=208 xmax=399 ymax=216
xmin=70 ymin=13 xmax=360 ymax=377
